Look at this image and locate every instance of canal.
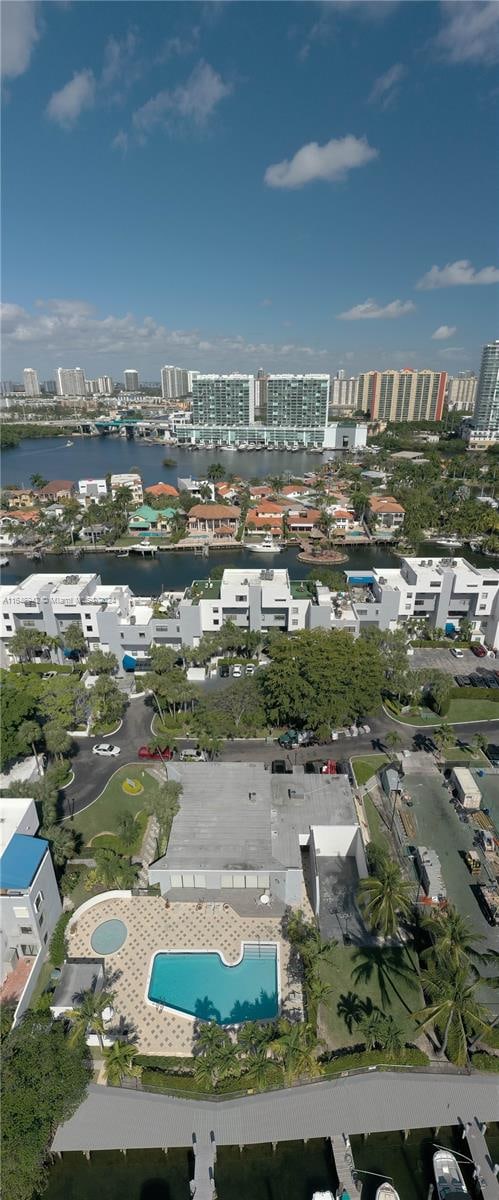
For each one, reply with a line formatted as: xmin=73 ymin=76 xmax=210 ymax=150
xmin=38 ymin=1124 xmax=499 ymax=1200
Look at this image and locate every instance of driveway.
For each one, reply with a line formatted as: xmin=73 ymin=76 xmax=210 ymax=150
xmin=62 ymin=697 xmax=154 ymax=818
xmin=412 ymin=648 xmax=492 ymax=675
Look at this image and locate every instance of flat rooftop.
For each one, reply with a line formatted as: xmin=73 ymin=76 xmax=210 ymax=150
xmin=0 ymin=832 xmax=48 ymax=890
xmin=0 ymin=797 xmax=35 ymax=851
xmin=271 ymin=774 xmax=357 ymax=868
xmin=52 ymin=960 xmax=104 ymax=1010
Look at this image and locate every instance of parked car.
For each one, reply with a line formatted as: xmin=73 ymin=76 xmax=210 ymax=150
xmin=305 ymin=760 xmax=321 ymax=774
xmin=92 ymin=743 xmax=120 ymax=757
xmin=469 ymin=673 xmax=484 ymax=686
xmin=219 ymin=663 xmax=230 ymax=678
xmin=330 ymin=730 xmax=340 ymax=741
xmin=486 ymin=744 xmax=499 ymax=767
xmin=179 ymin=749 xmax=206 ymax=762
xmin=360 ymin=723 xmax=371 ymax=734
xmin=278 ymin=729 xmax=300 ymax=748
xmin=138 ymin=745 xmax=174 ymax=760
xmin=455 ymin=675 xmax=467 ymax=687
xmin=232 ymin=664 xmax=242 ymax=677
xmin=471 ymin=643 xmax=487 ymax=657
xmin=486 ymin=674 xmax=499 ymax=689
xmin=451 ymin=647 xmax=464 ymax=658
xmin=321 ymin=759 xmax=337 ymax=774
xmin=245 ymin=663 xmax=255 ymax=675
xmin=297 ymin=730 xmax=316 ymax=746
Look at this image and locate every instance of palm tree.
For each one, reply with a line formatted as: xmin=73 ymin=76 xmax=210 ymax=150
xmin=17 ymin=719 xmax=42 ymax=773
xmin=271 ymin=1020 xmax=321 ymax=1083
xmin=103 ymin=1040 xmax=142 ymax=1086
xmin=44 ymin=824 xmax=76 ymax=867
xmin=358 ymin=1010 xmax=403 ymax=1058
xmin=358 ymin=1008 xmax=386 ymax=1051
xmin=433 ymin=723 xmax=455 ymax=756
xmin=68 ymin=989 xmax=115 ymax=1050
xmin=421 ymin=905 xmax=487 ymax=972
xmin=245 ymin=1045 xmax=275 ymax=1090
xmin=117 ymin=813 xmax=137 ymax=850
xmin=413 ymin=967 xmax=492 ymax=1065
xmin=358 ymin=861 xmax=413 ymax=938
xmin=307 ymin=975 xmax=334 ymax=1006
xmin=93 ymin=847 xmax=138 ymax=890
xmin=385 ymin=730 xmax=403 ymax=758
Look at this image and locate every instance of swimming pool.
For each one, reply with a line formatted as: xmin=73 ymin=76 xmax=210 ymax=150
xmin=147 ymin=943 xmax=278 ymax=1024
xmin=91 ymin=918 xmax=128 ymax=954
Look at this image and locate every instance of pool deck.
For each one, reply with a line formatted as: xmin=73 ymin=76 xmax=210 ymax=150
xmin=67 ymin=896 xmax=299 ymax=1055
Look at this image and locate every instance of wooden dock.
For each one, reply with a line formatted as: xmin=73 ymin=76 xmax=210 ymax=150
xmin=464 ymin=1119 xmax=499 ymax=1200
xmin=331 ymin=1133 xmax=361 ymax=1197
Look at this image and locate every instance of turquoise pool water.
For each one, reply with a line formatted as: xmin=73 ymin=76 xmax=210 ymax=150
xmin=91 ymin=919 xmax=128 ymax=954
xmin=148 ymin=944 xmax=278 ymax=1024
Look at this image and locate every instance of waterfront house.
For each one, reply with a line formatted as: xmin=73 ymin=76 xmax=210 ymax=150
xmin=280 ymin=484 xmax=311 ymax=500
xmin=327 ymin=505 xmax=357 ymax=532
xmin=177 ymin=477 xmax=216 ymax=502
xmin=249 ymin=485 xmax=272 ymax=501
xmin=215 ymin=482 xmax=240 ymax=502
xmin=246 ymin=501 xmax=285 ymax=533
xmin=187 ymin=504 xmax=240 ymax=539
xmin=2 ymin=487 xmax=36 ymax=508
xmin=129 ymin=505 xmax=176 ymax=534
xmin=368 ymin=495 xmax=405 ymax=530
xmin=38 ymin=480 xmax=74 ymax=502
xmin=144 ymin=482 xmax=179 ymax=500
xmin=110 ymin=473 xmax=143 ymax=504
xmin=286 ymin=507 xmax=322 ymax=533
xmin=78 ymin=479 xmax=108 ymax=504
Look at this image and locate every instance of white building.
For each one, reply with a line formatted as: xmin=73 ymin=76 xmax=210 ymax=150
xmin=124 ymin=369 xmax=139 ymax=391
xmin=23 ymin=368 xmax=40 ymax=397
xmin=110 ymin=473 xmax=143 ymax=503
xmin=97 ymin=376 xmax=113 ymax=395
xmin=330 ymin=376 xmax=359 ymax=411
xmin=56 ymin=367 xmax=86 ymax=397
xmin=0 ymin=797 xmax=62 ymax=996
xmin=161 ymin=365 xmax=189 ymax=400
xmin=78 ymin=478 xmax=108 ymax=502
xmin=446 ymin=374 xmax=477 ymax=413
xmin=466 ymin=341 xmax=499 ymax=447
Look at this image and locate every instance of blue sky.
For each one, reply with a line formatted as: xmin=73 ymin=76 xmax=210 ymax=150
xmin=2 ymin=0 xmax=498 ymax=380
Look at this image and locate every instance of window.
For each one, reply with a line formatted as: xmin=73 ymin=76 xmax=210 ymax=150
xmin=13 ymin=906 xmax=29 ymax=919
xmin=19 ymin=925 xmax=33 ymax=934
xmin=430 ymin=583 xmax=440 ymax=588
xmin=292 ymin=619 xmax=299 ymax=626
xmin=213 ymin=618 xmax=220 ymax=625
xmin=38 ymin=912 xmax=44 ymax=928
xmin=34 ymin=892 xmax=44 ymax=911
xmin=139 ymin=633 xmax=145 ymax=639
xmin=235 ymin=594 xmax=246 ymax=602
xmin=43 ymin=932 xmax=48 ymax=944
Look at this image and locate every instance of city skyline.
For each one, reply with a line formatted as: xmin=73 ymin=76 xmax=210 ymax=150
xmin=2 ymin=0 xmax=499 ymax=377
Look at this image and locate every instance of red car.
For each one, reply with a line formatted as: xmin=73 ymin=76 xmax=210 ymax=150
xmin=471 ymin=644 xmax=487 ymax=658
xmin=138 ymin=745 xmax=174 ymax=760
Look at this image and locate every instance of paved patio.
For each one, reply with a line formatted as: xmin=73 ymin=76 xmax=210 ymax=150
xmin=67 ymin=896 xmax=299 ymax=1055
xmin=0 ymin=956 xmax=35 ymax=1004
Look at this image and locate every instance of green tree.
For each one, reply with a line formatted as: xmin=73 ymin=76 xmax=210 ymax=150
xmin=68 ymin=988 xmax=115 ymax=1051
xmin=413 ymin=966 xmax=491 ymax=1065
xmin=358 ymin=1010 xmax=403 ymax=1058
xmin=90 ymin=675 xmax=125 ymax=729
xmin=149 ymin=644 xmax=178 ymax=674
xmin=421 ymin=905 xmax=488 ymax=973
xmin=358 ymin=860 xmax=413 ymax=938
xmin=307 ymin=568 xmax=347 ymax=592
xmin=10 ymin=627 xmax=52 ymax=662
xmin=63 ymin=622 xmax=86 ymax=654
xmin=433 ymin=723 xmax=455 ymax=755
xmin=42 ymin=675 xmax=87 ymax=729
xmin=90 ymin=847 xmax=139 ymax=890
xmin=43 ymin=824 xmax=76 ymax=867
xmin=207 ymin=462 xmax=226 ymax=482
xmin=44 ymin=722 xmax=73 ymax=761
xmin=143 ymin=781 xmax=181 ymax=855
xmin=103 ymin=1040 xmax=142 ymax=1086
xmin=385 ymin=730 xmax=403 ymax=758
xmin=17 ymin=719 xmax=43 ymax=772
xmin=117 ymin=812 xmax=137 ymax=849
xmin=472 ymin=732 xmax=488 ymax=755
xmin=0 ymin=675 xmax=41 ymax=769
xmin=260 ymin=628 xmax=384 ymax=729
xmin=30 ymin=473 xmax=48 ymax=488
xmin=1 ymin=1010 xmax=91 ymax=1200
xmin=271 ymin=1020 xmax=321 ymax=1083
xmin=0 ymin=1002 xmax=15 ymax=1042
xmin=86 ymin=649 xmax=118 ymax=675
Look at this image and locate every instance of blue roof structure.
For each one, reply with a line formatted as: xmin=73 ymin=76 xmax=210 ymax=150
xmin=346 ymin=571 xmax=375 ymax=584
xmin=0 ymin=833 xmax=48 ymax=890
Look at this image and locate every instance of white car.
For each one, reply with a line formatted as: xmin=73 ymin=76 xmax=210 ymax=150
xmin=361 ymin=723 xmax=371 ymax=734
xmin=245 ymin=663 xmax=255 ymax=675
xmin=349 ymin=725 xmax=359 ymax=737
xmin=451 ymin=647 xmax=464 ymax=658
xmin=92 ymin=743 xmax=120 ymax=757
xmin=232 ymin=664 xmax=242 ymax=677
xmin=179 ymin=749 xmax=207 ymax=762
xmin=330 ymin=730 xmax=339 ymax=741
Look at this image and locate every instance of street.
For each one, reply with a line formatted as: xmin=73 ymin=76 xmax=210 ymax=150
xmin=62 ymin=696 xmax=499 ymax=818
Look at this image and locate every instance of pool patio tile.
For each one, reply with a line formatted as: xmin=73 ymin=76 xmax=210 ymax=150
xmin=67 ymin=897 xmax=300 ymax=1056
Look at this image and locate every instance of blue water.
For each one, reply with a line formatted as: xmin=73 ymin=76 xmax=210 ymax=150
xmin=148 ymin=944 xmax=278 ymax=1024
xmin=91 ymin=918 xmax=128 ymax=954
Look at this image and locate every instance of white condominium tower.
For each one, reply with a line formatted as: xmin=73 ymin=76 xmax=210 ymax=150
xmin=472 ymin=342 xmax=499 ymax=439
xmin=56 ymin=367 xmax=86 ymax=397
xmin=192 ymin=374 xmax=255 ymax=424
xmin=124 ymin=369 xmax=139 ymax=390
xmin=23 ymin=368 xmax=40 ymax=396
xmin=446 ymin=374 xmax=477 ymax=412
xmin=265 ymin=374 xmax=330 ymax=427
xmin=161 ymin=365 xmax=189 ymax=400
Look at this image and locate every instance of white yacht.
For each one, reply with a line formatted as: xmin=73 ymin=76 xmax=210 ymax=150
xmin=434 ymin=1150 xmax=471 ymax=1200
xmin=247 ymin=534 xmax=282 ymax=553
xmin=376 ymin=1184 xmax=400 ymax=1200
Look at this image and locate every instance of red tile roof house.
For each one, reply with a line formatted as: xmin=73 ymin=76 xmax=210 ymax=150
xmin=216 ymin=482 xmax=240 ymax=502
xmin=368 ymin=495 xmax=405 ymax=529
xmin=327 ymin=505 xmax=357 ymax=531
xmin=280 ymin=484 xmax=311 ymax=500
xmin=144 ymin=482 xmax=179 ymax=499
xmin=38 ymin=480 xmax=74 ymax=501
xmin=249 ymin=485 xmax=273 ymax=501
xmin=246 ymin=502 xmax=285 ymax=533
xmin=286 ymin=507 xmax=322 ymax=533
xmin=0 ymin=509 xmax=41 ymax=525
xmin=187 ymin=504 xmax=240 ymax=539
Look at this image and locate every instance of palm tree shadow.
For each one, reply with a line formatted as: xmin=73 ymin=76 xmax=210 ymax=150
xmin=336 ymin=990 xmax=372 ymax=1034
xmin=194 ymin=996 xmax=222 ymax=1023
xmin=351 ymin=945 xmax=417 ymax=1014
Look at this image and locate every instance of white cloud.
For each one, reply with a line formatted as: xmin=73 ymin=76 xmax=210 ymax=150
xmin=368 ymin=63 xmax=405 ymax=108
xmin=432 ymin=324 xmax=457 ymax=339
xmin=112 ymin=129 xmax=128 ymax=154
xmin=264 ymin=135 xmax=378 ymax=189
xmin=440 ymin=346 xmax=468 ymax=358
xmin=101 ymin=30 xmax=140 ymax=88
xmin=156 ymin=30 xmax=200 ymax=62
xmin=436 ymin=1 xmax=499 ymax=66
xmin=417 ymin=259 xmax=499 ymax=289
xmin=261 ymin=298 xmax=272 ymax=308
xmin=338 ymin=298 xmax=416 ymax=320
xmin=1 ymin=0 xmax=40 ymax=80
xmin=132 ymin=61 xmax=232 ymax=136
xmin=46 ymin=69 xmax=96 ymax=128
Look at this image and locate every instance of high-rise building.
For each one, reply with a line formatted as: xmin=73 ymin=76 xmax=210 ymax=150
xmin=468 ymin=342 xmax=499 ymax=445
xmin=23 ymin=368 xmax=40 ymax=396
xmin=97 ymin=376 xmax=113 ymax=395
xmin=265 ymin=375 xmax=330 ymax=427
xmin=124 ymin=369 xmax=139 ymax=391
xmin=56 ymin=367 xmax=86 ymax=397
xmin=331 ymin=376 xmax=359 ymax=410
xmin=161 ymin=365 xmax=189 ymax=400
xmin=336 ymin=369 xmax=345 ymax=381
xmin=357 ymin=369 xmax=447 ymax=422
xmin=192 ymin=374 xmax=255 ymax=425
xmin=446 ymin=374 xmax=477 ymax=412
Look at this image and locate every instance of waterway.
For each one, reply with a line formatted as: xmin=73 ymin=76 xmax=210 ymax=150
xmin=38 ymin=1124 xmax=499 ymax=1200
xmin=1 ymin=437 xmax=494 ymax=595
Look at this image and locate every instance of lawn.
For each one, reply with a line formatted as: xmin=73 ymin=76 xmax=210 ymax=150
xmin=69 ymin=764 xmax=160 ymax=848
xmin=318 ymin=942 xmax=422 ymax=1051
xmin=363 ymin=794 xmax=390 ymax=852
xmin=351 ymin=753 xmax=389 ymax=787
xmin=442 ymin=746 xmax=488 ymax=765
xmin=396 ymin=699 xmax=499 ymax=725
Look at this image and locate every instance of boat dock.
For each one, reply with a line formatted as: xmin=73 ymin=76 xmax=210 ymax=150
xmin=191 ymin=1131 xmax=216 ymax=1198
xmin=331 ymin=1133 xmax=361 ymax=1196
xmin=464 ymin=1118 xmax=499 ymax=1200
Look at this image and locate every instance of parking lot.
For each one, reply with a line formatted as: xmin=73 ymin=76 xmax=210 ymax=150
xmin=412 ymin=648 xmax=495 ymax=674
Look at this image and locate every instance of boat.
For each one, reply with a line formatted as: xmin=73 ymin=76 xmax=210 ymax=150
xmin=433 ymin=536 xmax=462 ymax=548
xmin=116 ymin=549 xmax=129 ymax=557
xmin=376 ymin=1185 xmax=400 ymax=1200
xmin=0 ymin=555 xmax=9 ymax=567
xmin=247 ymin=534 xmax=282 ymax=553
xmin=433 ymin=1150 xmax=471 ymax=1200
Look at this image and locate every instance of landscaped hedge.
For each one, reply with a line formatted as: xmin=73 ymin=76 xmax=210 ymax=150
xmin=469 ymin=1053 xmax=499 ymax=1073
xmin=136 ymin=1054 xmax=195 ymax=1072
xmin=49 ymin=911 xmax=72 ymax=966
xmin=321 ymin=1047 xmax=429 ymax=1075
xmin=10 ymin=662 xmax=81 ymax=676
xmin=445 ymin=686 xmax=499 ymax=706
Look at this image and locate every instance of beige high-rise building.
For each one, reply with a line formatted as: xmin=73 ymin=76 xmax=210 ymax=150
xmin=357 ymin=368 xmax=447 ymax=422
xmin=23 ymin=368 xmax=40 ymax=396
xmin=446 ymin=374 xmax=477 ymax=412
xmin=330 ymin=376 xmax=359 ymax=411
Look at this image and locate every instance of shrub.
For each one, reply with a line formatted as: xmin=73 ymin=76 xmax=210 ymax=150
xmin=470 ymin=1053 xmax=499 ymax=1073
xmin=49 ymin=911 xmax=72 ymax=966
xmin=141 ymin=1069 xmax=203 ymax=1094
xmin=321 ymin=1047 xmax=429 ymax=1074
xmin=447 ymin=686 xmax=499 ymax=704
xmin=135 ymin=1054 xmax=194 ymax=1072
